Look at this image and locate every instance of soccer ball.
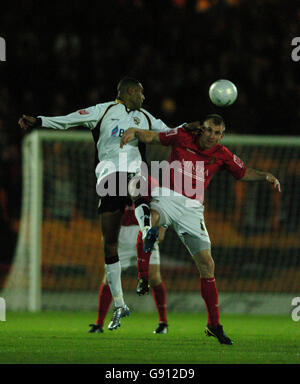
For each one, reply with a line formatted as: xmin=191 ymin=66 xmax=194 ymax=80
xmin=209 ymin=79 xmax=238 ymax=107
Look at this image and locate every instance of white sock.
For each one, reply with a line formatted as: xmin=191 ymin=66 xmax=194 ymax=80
xmin=134 ymin=203 xmax=152 ymax=232
xmin=105 ymin=261 xmax=124 ymax=308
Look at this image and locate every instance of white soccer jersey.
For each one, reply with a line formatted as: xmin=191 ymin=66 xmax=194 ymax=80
xmin=38 ymin=100 xmax=171 ymax=184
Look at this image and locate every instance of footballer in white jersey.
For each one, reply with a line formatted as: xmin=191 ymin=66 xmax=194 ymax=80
xmin=38 ymin=100 xmax=171 ymax=186
xmin=18 ymin=77 xmax=182 ymax=331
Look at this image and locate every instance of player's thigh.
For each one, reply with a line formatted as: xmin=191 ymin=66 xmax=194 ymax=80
xmin=178 ymin=234 xmax=214 ymax=277
xmin=98 ymin=192 xmax=130 ymax=243
xmin=173 ymin=199 xmax=210 ymax=250
xmin=177 ymin=229 xmax=212 ymax=267
xmin=150 ymin=188 xmax=206 ymax=233
xmin=150 ymin=189 xmax=181 ymax=227
xmin=175 ymin=202 xmax=210 ymax=240
xmin=101 ymin=210 xmax=123 ymax=243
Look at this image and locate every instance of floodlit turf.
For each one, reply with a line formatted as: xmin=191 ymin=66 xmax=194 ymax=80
xmin=0 ymin=312 xmax=299 ymax=364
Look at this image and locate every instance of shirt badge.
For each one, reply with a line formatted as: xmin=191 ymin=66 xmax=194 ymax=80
xmin=78 ymin=109 xmax=89 ymax=115
xmin=133 ymin=117 xmax=140 ymax=125
xmin=233 ymin=154 xmax=244 ymax=168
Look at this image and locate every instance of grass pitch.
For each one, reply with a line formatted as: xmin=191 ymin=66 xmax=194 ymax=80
xmin=0 ymin=312 xmax=299 ymax=364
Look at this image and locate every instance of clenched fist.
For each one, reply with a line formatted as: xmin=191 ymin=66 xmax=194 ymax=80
xmin=18 ymin=115 xmax=41 ymax=130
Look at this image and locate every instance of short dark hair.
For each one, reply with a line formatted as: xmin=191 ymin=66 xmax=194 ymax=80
xmin=117 ymin=77 xmax=140 ymax=94
xmin=203 ymin=114 xmax=225 ymax=129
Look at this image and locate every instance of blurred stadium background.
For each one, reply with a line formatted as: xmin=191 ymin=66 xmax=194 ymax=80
xmin=0 ymin=0 xmax=299 ymax=315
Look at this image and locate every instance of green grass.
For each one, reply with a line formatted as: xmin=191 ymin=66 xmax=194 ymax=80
xmin=0 ymin=312 xmax=299 ymax=364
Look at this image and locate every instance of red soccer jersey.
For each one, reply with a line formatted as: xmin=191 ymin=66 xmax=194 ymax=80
xmin=158 ymin=127 xmax=246 ymax=201
xmin=121 ymin=175 xmax=160 ymax=226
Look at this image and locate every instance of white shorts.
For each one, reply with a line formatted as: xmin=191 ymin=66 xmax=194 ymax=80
xmin=150 ymin=187 xmax=211 ymax=256
xmin=117 ymin=225 xmax=160 ymax=270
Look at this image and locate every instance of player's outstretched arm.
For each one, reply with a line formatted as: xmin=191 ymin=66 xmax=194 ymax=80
xmin=120 ymin=128 xmax=160 ymax=148
xmin=19 ymin=106 xmax=101 ymax=131
xmin=241 ymin=167 xmax=281 ymax=192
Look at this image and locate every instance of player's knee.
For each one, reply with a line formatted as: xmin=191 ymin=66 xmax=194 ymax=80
xmin=149 ymin=265 xmax=162 ymax=287
xmin=149 ymin=276 xmax=162 ymax=287
xmin=193 ymin=250 xmax=215 ymax=276
xmin=104 ymin=242 xmax=118 ymax=259
xmin=206 ymin=257 xmax=215 ymax=274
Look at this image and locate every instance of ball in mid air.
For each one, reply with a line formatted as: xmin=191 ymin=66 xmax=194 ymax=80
xmin=209 ymin=79 xmax=238 ymax=107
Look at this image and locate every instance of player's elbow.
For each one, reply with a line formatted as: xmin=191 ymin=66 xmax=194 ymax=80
xmin=240 ymin=168 xmax=258 ymax=181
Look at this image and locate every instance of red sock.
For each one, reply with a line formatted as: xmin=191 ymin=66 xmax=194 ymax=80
xmin=200 ymin=277 xmax=220 ymax=327
xmin=96 ymin=283 xmax=113 ymax=327
xmin=136 ymin=230 xmax=151 ymax=280
xmin=152 ymin=282 xmax=168 ymax=324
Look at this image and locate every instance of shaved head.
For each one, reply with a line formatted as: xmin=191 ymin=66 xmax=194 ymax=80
xmin=116 ymin=77 xmax=145 ymax=110
xmin=203 ymin=114 xmax=226 ymax=132
xmin=117 ymin=77 xmax=141 ymax=96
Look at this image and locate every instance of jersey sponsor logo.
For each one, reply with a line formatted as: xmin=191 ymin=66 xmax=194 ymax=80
xmin=133 ymin=117 xmax=141 ymax=125
xmin=78 ymin=109 xmax=89 ymax=115
xmin=233 ymin=154 xmax=244 ymax=168
xmin=111 ymin=126 xmax=125 ymax=137
xmin=111 ymin=126 xmax=119 ymax=136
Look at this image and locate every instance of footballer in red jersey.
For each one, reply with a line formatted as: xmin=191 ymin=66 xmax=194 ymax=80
xmin=121 ymin=114 xmax=281 ymax=345
xmin=158 ymin=124 xmax=246 ymax=201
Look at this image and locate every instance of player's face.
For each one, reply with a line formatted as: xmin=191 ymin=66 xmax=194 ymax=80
xmin=198 ymin=121 xmax=224 ymax=149
xmin=130 ymin=83 xmax=145 ymax=109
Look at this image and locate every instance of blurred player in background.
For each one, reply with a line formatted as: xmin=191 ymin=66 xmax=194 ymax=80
xmin=121 ymin=114 xmax=281 ymax=345
xmin=89 ymin=203 xmax=168 ymax=334
xmin=18 ymin=77 xmax=197 ymax=330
